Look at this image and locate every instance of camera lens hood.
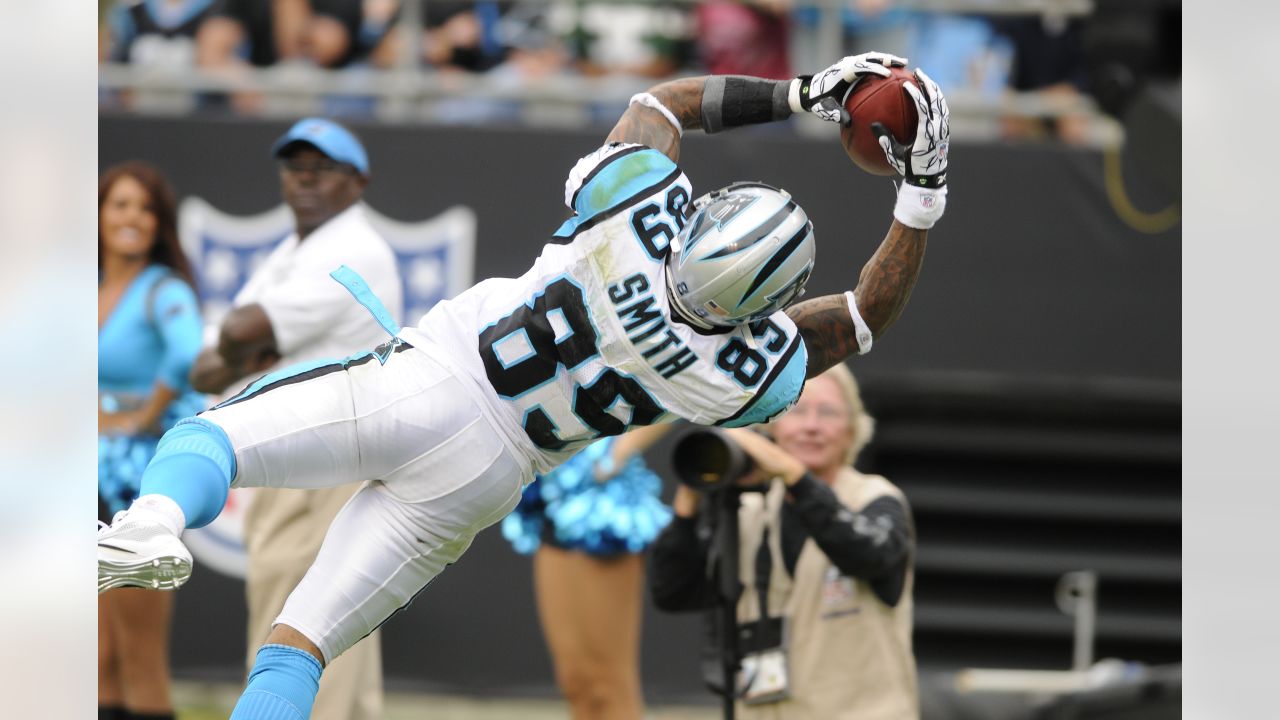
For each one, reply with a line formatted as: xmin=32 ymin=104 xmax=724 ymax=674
xmin=672 ymin=427 xmax=755 ymax=490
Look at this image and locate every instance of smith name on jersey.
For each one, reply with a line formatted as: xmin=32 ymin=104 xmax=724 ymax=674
xmin=407 ymin=143 xmax=809 ymax=473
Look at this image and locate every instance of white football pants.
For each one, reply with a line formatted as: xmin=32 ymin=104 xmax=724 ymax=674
xmin=201 ymin=341 xmax=528 ymax=663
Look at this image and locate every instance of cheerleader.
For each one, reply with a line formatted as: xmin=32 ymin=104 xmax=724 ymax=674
xmin=503 ymin=424 xmax=674 ymax=720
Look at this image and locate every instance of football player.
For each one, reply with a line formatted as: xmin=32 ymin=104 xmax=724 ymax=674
xmin=97 ymin=52 xmax=949 ymax=719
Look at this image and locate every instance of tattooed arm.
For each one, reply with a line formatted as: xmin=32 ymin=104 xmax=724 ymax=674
xmin=788 ymin=67 xmax=949 ymax=378
xmin=606 ymin=77 xmax=932 ymax=377
xmin=787 ymin=221 xmax=927 ymax=378
xmin=605 ymin=77 xmax=707 ymax=163
xmin=609 ymin=66 xmax=941 ymax=378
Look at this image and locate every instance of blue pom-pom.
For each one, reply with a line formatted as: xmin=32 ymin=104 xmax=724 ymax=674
xmin=545 ymin=452 xmax=673 ymax=555
xmin=98 ymin=435 xmax=160 ymax=515
xmin=97 ymin=392 xmax=207 ymax=516
xmin=500 ymin=438 xmax=673 ymax=557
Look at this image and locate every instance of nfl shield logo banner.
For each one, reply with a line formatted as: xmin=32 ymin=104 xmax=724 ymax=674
xmin=363 ymin=205 xmax=476 ymax=326
xmin=178 ymin=198 xmax=293 ymax=329
xmin=176 ymin=197 xmax=477 ymax=578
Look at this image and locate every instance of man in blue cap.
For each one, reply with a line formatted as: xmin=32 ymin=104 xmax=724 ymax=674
xmin=187 ymin=117 xmax=397 ymax=720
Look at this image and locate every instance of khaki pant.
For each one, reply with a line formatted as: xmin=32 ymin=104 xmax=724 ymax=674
xmin=245 ymin=485 xmax=384 ymax=720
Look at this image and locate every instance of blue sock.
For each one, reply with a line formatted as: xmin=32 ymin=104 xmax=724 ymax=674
xmin=139 ymin=417 xmax=236 ymax=528
xmin=231 ymin=644 xmax=324 ymax=720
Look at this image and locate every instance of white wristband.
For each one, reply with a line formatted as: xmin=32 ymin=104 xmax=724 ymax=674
xmin=844 ymin=291 xmax=873 ymax=355
xmin=629 ymin=93 xmax=683 ymax=137
xmin=787 ymin=78 xmax=805 ymax=113
xmin=893 ymin=182 xmax=947 ymax=230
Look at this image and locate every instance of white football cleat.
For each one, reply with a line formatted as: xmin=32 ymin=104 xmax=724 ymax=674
xmin=98 ymin=511 xmax=193 ymax=594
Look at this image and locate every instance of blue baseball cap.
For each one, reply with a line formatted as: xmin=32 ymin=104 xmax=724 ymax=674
xmin=271 ymin=117 xmax=369 ymax=175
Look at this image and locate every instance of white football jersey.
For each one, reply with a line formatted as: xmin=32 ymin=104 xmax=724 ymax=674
xmin=408 ymin=143 xmax=808 ymax=472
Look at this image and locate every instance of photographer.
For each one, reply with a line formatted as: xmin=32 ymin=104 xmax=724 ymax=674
xmin=650 ymin=364 xmax=918 ymax=719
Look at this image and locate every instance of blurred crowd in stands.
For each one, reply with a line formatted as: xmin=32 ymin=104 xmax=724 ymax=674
xmin=97 ymin=0 xmax=1179 ymax=145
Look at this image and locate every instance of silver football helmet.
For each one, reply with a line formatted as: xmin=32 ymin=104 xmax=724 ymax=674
xmin=665 ymin=182 xmax=815 ymax=329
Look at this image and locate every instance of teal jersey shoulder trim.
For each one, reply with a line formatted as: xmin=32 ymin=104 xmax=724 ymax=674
xmin=555 ymin=148 xmax=679 ymax=238
xmin=720 ymin=340 xmax=809 ymax=428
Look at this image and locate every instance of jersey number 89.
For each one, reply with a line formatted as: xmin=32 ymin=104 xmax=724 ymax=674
xmin=479 ymin=277 xmax=665 ymax=451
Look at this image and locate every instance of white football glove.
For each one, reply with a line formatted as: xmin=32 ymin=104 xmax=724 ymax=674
xmin=872 ymin=69 xmax=950 ymax=189
xmin=789 ymin=52 xmax=909 ymax=126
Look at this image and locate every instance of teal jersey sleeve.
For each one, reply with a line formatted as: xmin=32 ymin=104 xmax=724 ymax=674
xmin=718 ymin=336 xmax=809 ymax=428
xmin=554 ymin=146 xmax=681 ymax=239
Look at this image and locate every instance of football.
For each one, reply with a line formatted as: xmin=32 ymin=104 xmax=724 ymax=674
xmin=840 ymin=66 xmax=919 ymax=176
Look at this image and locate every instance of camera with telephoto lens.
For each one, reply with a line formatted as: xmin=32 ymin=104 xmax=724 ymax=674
xmin=671 ymin=427 xmax=780 ymax=715
xmin=672 ymin=427 xmax=763 ymax=491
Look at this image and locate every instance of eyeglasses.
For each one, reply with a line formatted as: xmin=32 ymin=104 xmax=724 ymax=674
xmin=277 ymin=158 xmax=355 ymax=175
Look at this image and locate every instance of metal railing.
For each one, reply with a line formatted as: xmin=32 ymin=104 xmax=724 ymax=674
xmin=98 ymin=0 xmax=1120 ymax=146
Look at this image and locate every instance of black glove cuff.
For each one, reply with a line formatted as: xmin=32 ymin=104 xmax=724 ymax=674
xmin=909 ymin=174 xmax=947 ymax=189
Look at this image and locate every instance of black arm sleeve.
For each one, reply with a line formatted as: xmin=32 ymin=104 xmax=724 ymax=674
xmin=700 ymin=76 xmax=794 ymax=133
xmin=784 ymin=474 xmax=913 ymax=605
xmin=648 ymin=516 xmax=718 ymax=612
